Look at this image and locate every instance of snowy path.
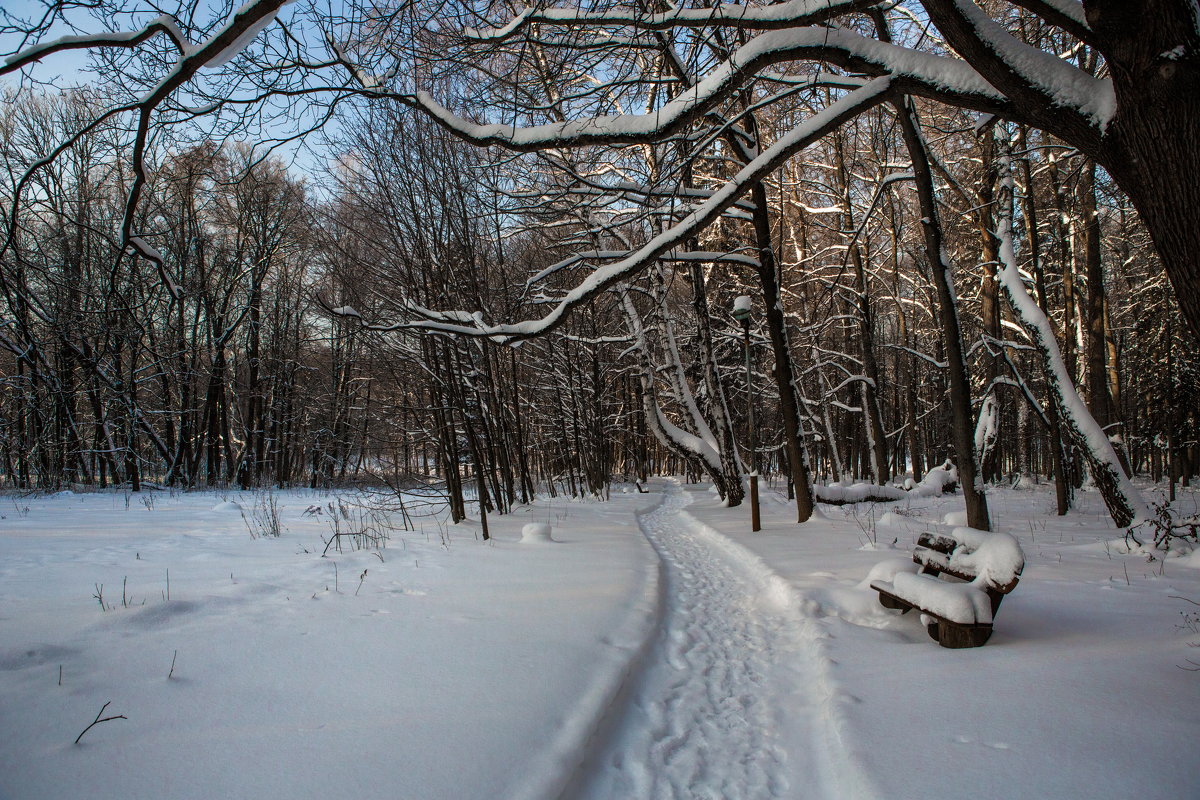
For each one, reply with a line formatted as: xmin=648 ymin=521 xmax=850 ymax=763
xmin=574 ymin=485 xmax=839 ymax=800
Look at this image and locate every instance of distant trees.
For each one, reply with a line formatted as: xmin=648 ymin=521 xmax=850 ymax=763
xmin=1 ymin=2 xmax=1198 ymax=542
xmin=0 ymin=93 xmax=328 ymax=489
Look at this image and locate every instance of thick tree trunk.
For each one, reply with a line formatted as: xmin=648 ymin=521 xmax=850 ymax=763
xmin=1084 ymin=0 xmax=1200 ymax=340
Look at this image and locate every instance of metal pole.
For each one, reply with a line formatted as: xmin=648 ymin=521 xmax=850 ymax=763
xmin=743 ymin=317 xmax=761 ymax=531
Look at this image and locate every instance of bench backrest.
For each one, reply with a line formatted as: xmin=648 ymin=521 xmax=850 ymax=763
xmin=916 ymin=527 xmax=1025 ymax=593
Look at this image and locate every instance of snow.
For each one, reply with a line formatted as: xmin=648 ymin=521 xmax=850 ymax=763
xmin=936 ymin=526 xmax=1026 ymax=587
xmin=413 ymin=27 xmax=1000 ymax=152
xmin=2 ymin=14 xmax=192 ymax=68
xmin=686 ymin=479 xmax=1200 ymax=799
xmin=815 ymin=481 xmax=905 ymax=503
xmin=732 ymin=294 xmax=752 ymax=314
xmin=813 ymin=460 xmax=958 ymax=504
xmin=884 ymin=570 xmax=993 ymax=624
xmin=861 ymin=556 xmax=919 ymax=585
xmin=202 ymin=1 xmax=284 ymax=69
xmin=2 ymin=479 xmax=1197 ymax=799
xmin=0 ymin=488 xmax=661 ymax=800
xmin=943 ymin=510 xmax=970 ymax=526
xmin=520 ymin=522 xmax=555 ymax=543
xmin=947 ymin=0 xmax=1115 ymax=126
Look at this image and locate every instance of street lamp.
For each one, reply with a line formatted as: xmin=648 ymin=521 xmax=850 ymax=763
xmin=731 ymin=295 xmax=761 ymax=531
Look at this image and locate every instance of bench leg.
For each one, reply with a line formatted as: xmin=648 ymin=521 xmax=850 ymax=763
xmin=986 ymin=589 xmax=1004 ymax=617
xmin=877 ymin=592 xmax=913 ymax=613
xmin=929 ymin=620 xmax=993 ymax=648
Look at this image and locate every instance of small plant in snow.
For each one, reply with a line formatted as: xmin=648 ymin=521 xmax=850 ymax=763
xmin=242 ymin=491 xmax=286 ymax=538
xmin=844 ymin=506 xmax=878 ymax=546
xmin=1128 ymin=500 xmax=1200 ymax=551
xmin=74 ymin=701 xmax=126 ymax=744
xmin=9 ymin=497 xmax=29 ymax=518
xmin=1170 ymin=596 xmax=1200 ymax=672
xmin=320 ymin=493 xmax=392 ymax=555
xmin=93 ymin=583 xmax=109 ymax=612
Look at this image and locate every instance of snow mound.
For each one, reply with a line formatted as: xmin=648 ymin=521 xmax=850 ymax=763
xmin=211 ymin=500 xmax=243 ymax=512
xmin=877 ymin=511 xmax=908 ymax=527
xmin=908 ymin=462 xmax=958 ymax=497
xmin=1176 ymin=549 xmax=1200 ymax=568
xmin=858 ymin=558 xmax=919 ymax=590
xmin=942 ymin=510 xmax=969 ymax=526
xmin=1011 ymin=474 xmax=1037 ymax=490
xmin=520 ymin=523 xmax=555 ymax=543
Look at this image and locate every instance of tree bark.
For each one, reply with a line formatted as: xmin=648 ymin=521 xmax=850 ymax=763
xmin=896 ymin=99 xmax=992 ymax=531
xmin=1083 ymin=0 xmax=1200 ymax=339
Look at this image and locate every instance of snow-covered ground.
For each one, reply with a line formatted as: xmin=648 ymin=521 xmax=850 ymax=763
xmin=1 ymin=480 xmax=1197 ymax=799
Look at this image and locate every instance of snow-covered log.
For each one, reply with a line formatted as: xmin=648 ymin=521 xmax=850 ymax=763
xmin=812 ymin=461 xmax=959 ymax=505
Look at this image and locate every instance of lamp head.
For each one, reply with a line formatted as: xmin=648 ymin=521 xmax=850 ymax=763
xmin=731 ymin=295 xmax=752 ymax=322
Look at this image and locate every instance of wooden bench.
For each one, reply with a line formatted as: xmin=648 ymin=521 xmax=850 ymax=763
xmin=869 ymin=528 xmax=1025 ymax=648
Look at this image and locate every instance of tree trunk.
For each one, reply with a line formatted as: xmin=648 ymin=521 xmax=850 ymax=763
xmin=993 ymin=125 xmax=1148 ymax=528
xmin=896 ymin=99 xmax=992 ymax=531
xmin=1084 ymin=0 xmax=1200 ymax=339
xmin=1018 ymin=126 xmax=1072 ymax=515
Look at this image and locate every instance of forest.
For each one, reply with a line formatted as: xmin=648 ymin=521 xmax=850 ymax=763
xmin=1 ymin=0 xmax=1198 ymax=543
xmin=3 ymin=5 xmax=1200 ymax=798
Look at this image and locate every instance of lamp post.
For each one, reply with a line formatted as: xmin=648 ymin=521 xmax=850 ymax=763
xmin=732 ymin=295 xmax=761 ymax=531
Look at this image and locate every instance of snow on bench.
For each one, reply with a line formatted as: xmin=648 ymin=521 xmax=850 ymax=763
xmin=869 ymin=527 xmax=1025 ymax=648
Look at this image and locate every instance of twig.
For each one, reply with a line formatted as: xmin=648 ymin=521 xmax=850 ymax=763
xmin=168 ymin=649 xmax=177 ymax=680
xmin=356 ymin=569 xmax=367 ymax=596
xmin=74 ymin=701 xmax=127 ymax=744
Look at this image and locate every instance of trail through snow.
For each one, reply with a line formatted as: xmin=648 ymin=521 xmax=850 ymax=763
xmin=573 ymin=484 xmax=851 ymax=800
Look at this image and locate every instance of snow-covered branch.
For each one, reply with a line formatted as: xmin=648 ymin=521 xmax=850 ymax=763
xmin=465 ymin=0 xmax=874 ymax=41
xmin=363 ymin=78 xmax=896 ymax=340
xmin=403 ymin=27 xmax=1010 ymax=151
